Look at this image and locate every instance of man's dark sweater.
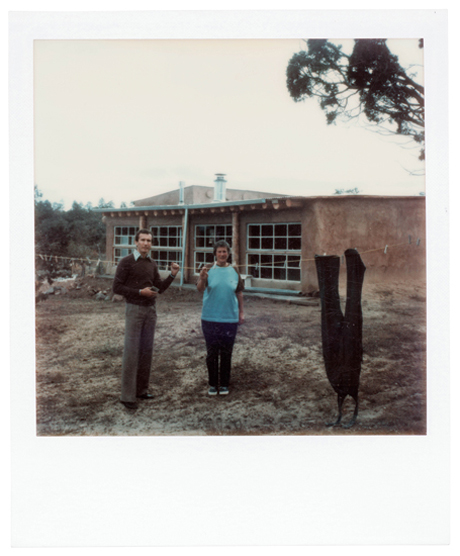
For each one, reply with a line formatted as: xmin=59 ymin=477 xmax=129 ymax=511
xmin=113 ymin=253 xmax=175 ymax=306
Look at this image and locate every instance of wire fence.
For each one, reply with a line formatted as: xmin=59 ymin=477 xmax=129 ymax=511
xmin=35 ymin=236 xmax=423 ymax=274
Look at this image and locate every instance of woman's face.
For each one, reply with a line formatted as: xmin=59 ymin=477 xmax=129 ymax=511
xmin=215 ymin=247 xmax=229 ymax=265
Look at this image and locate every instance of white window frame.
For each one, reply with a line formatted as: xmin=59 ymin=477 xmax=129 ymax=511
xmin=194 ymin=224 xmax=233 ymax=274
xmin=151 ymin=225 xmax=183 ymax=248
xmin=114 ymin=226 xmax=139 ymax=263
xmin=246 ymin=222 xmax=301 ymax=282
xmin=152 ymin=249 xmax=183 ymax=271
xmin=151 ymin=225 xmax=183 ymax=271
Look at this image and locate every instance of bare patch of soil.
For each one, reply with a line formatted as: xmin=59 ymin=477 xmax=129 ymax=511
xmin=35 ymin=278 xmax=426 ymax=435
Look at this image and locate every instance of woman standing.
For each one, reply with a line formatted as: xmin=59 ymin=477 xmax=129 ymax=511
xmin=197 ymin=240 xmax=245 ymax=396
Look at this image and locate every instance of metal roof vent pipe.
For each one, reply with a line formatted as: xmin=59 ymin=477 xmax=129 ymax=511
xmin=179 ymin=181 xmax=185 ymax=205
xmin=213 ymin=173 xmax=227 ymax=202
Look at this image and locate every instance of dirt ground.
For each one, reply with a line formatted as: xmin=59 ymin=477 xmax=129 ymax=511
xmin=35 ymin=277 xmax=426 ymax=436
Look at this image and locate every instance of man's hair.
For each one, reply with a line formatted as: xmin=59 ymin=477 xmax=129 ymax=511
xmin=213 ymin=240 xmax=231 ymax=256
xmin=135 ymin=228 xmax=153 ymax=241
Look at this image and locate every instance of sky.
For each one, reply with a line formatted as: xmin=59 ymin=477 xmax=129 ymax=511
xmin=33 ymin=38 xmax=425 ymax=209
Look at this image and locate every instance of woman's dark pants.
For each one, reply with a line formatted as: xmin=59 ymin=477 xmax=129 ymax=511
xmin=201 ymin=320 xmax=238 ymax=388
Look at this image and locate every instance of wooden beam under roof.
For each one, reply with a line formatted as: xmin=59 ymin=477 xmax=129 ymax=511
xmin=286 ymin=198 xmax=303 ymax=208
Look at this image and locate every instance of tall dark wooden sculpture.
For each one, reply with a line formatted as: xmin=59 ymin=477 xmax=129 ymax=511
xmin=315 ymin=249 xmax=366 ymax=428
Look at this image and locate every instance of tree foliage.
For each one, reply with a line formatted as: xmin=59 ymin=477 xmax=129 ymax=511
xmin=34 ymin=187 xmax=107 ymax=260
xmin=286 ymin=39 xmax=425 ymax=159
xmin=334 ymin=187 xmax=361 ymax=195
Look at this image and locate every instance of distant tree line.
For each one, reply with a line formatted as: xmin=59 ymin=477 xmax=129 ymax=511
xmin=34 ymin=185 xmax=129 ymax=261
xmin=334 ymin=187 xmax=361 ymax=195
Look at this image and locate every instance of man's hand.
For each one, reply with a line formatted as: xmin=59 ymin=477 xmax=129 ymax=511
xmin=140 ymin=287 xmax=158 ymax=298
xmin=170 ymin=263 xmax=180 ymax=276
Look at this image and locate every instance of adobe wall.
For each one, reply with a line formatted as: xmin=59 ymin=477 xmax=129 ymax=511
xmin=302 ymin=196 xmax=426 ymax=290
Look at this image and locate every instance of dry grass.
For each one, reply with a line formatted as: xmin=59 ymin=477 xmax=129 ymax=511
xmin=35 ymin=278 xmax=426 ymax=436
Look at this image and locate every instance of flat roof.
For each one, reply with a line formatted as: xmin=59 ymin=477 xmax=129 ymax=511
xmin=93 ymin=194 xmax=424 ymax=213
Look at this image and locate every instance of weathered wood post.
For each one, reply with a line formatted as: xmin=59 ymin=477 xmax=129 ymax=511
xmin=315 ymin=248 xmax=366 ymax=427
xmin=232 ymin=212 xmax=240 ymax=268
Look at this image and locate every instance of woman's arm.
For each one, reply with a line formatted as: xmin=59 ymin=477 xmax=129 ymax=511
xmin=237 ymin=291 xmax=245 ymax=324
xmin=196 ymin=267 xmax=208 ymax=293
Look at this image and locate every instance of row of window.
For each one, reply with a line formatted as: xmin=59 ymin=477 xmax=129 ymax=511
xmin=113 ymin=223 xmax=302 ymax=281
xmin=115 ymin=224 xmax=301 ymax=251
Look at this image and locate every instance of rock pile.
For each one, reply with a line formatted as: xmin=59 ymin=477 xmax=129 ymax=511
xmin=35 ymin=274 xmax=123 ymax=304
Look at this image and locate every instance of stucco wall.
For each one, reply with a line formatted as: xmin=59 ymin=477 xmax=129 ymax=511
xmin=301 ymin=196 xmax=426 ymax=289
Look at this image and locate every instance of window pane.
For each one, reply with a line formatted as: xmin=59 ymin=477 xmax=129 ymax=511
xmin=274 ymin=267 xmax=286 ymax=280
xmin=248 ymin=225 xmax=259 ymax=236
xmin=261 ymin=266 xmax=272 ymax=279
xmin=248 ymin=254 xmax=260 ymax=277
xmin=287 ymin=256 xmax=300 ymax=266
xmin=261 ymin=237 xmax=273 ymax=249
xmin=274 ymin=237 xmax=287 ymax=250
xmin=261 ymin=253 xmax=271 ymax=263
xmin=287 ymin=268 xmax=301 ymax=281
xmin=196 ymin=226 xmax=205 ymax=236
xmin=249 ymin=237 xmax=260 ymax=249
xmin=288 ymin=237 xmax=301 ymax=250
xmin=288 ymin=223 xmax=301 ymax=236
xmin=262 ymin=225 xmax=273 ymax=237
xmin=275 ymin=224 xmax=287 ymax=236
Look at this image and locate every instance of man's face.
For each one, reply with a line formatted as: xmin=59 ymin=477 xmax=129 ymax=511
xmin=135 ymin=233 xmax=152 ymax=257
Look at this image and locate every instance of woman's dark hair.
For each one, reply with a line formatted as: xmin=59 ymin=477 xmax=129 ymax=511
xmin=213 ymin=240 xmax=231 ymax=256
xmin=135 ymin=228 xmax=153 ymax=241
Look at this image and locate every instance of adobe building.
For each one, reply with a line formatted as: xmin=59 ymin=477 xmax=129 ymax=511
xmin=95 ymin=174 xmax=426 ymax=293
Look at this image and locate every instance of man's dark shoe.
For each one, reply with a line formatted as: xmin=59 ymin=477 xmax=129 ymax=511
xmin=137 ymin=393 xmax=154 ymax=399
xmin=120 ymin=400 xmax=138 ymax=410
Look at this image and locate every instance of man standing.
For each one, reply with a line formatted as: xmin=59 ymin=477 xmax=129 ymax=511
xmin=113 ymin=228 xmax=180 ymax=410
